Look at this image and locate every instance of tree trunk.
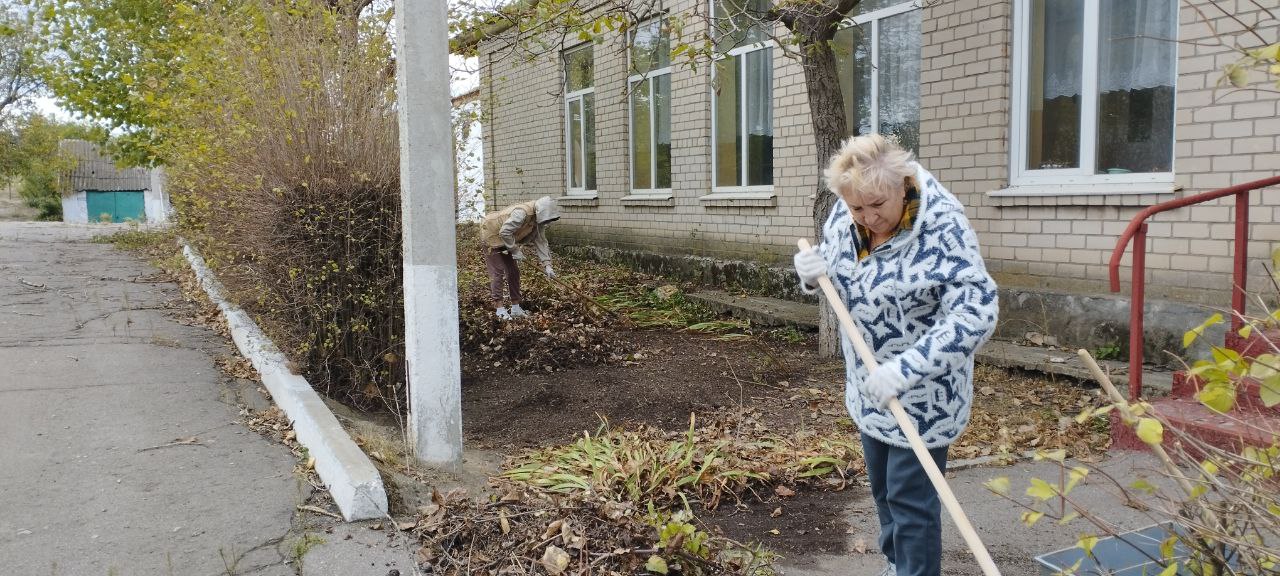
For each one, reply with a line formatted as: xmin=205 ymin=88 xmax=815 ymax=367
xmin=798 ymin=37 xmax=848 ymax=358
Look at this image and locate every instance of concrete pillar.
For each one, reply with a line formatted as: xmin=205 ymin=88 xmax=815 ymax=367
xmin=394 ymin=0 xmax=463 ymax=467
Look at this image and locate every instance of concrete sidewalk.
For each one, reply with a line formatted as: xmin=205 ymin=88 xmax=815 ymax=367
xmin=779 ymin=450 xmax=1171 ymax=575
xmin=0 ymin=222 xmax=310 ymax=575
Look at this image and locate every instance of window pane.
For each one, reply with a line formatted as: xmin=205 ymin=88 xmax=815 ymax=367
xmin=878 ymin=10 xmax=921 ymax=154
xmin=1027 ymin=0 xmax=1083 ymax=170
xmin=713 ymin=56 xmax=741 ymax=187
xmin=850 ymin=0 xmax=905 ymax=16
xmin=1096 ymin=0 xmax=1176 ymax=174
xmin=745 ymin=48 xmax=773 ymax=186
xmin=568 ymin=99 xmax=582 ymax=188
xmin=583 ymin=94 xmax=596 ymax=190
xmin=834 ymin=24 xmax=873 ymax=138
xmin=631 ymin=19 xmax=670 ymax=74
xmin=631 ymin=79 xmax=653 ymax=190
xmin=565 ymin=46 xmax=594 ymax=92
xmin=714 ymin=0 xmax=769 ymax=52
xmin=654 ymin=74 xmax=672 ymax=189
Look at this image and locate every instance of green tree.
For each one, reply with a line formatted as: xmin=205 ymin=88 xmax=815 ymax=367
xmin=0 ymin=5 xmax=42 ymax=122
xmin=0 ymin=112 xmax=103 ymax=220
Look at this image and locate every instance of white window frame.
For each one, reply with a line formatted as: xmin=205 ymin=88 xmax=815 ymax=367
xmin=1000 ymin=0 xmax=1177 ymax=197
xmin=627 ymin=20 xmax=674 ymax=199
xmin=837 ymin=0 xmax=919 ymax=143
xmin=564 ymin=44 xmax=597 ymax=199
xmin=709 ymin=41 xmax=775 ymax=197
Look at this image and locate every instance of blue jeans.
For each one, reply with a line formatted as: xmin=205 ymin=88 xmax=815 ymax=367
xmin=862 ymin=434 xmax=949 ymax=576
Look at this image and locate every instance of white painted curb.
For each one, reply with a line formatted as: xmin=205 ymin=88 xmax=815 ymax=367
xmin=182 ymin=242 xmax=389 ymax=521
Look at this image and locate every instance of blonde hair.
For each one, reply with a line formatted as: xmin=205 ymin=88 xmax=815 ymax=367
xmin=823 ymin=134 xmax=916 ymax=199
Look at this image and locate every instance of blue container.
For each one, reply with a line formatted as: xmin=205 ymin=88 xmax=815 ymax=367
xmin=1034 ymin=522 xmax=1194 ymax=575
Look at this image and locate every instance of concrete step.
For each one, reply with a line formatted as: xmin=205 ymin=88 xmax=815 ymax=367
xmin=975 ymin=339 xmax=1175 ymax=395
xmin=686 ymin=291 xmax=1177 ymax=394
xmin=1111 ymin=396 xmax=1280 ymax=453
xmin=686 ymin=290 xmax=819 ymax=331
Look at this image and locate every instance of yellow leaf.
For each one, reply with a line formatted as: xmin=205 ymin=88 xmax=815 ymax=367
xmin=1136 ymin=418 xmax=1164 ymax=445
xmin=984 ymin=477 xmax=1011 ymax=495
xmin=1026 ymin=478 xmax=1057 ymax=500
xmin=1161 ymin=535 xmax=1178 ymax=560
xmin=1035 ymin=449 xmax=1067 ymax=463
xmin=1261 ymin=374 xmax=1280 ymax=408
xmin=1184 ymin=313 xmax=1223 ymax=348
xmin=1021 ymin=511 xmax=1044 ymax=526
xmin=1201 ymin=460 xmax=1219 ymax=476
xmin=1077 ymin=534 xmax=1099 ymax=555
xmin=645 ymin=555 xmax=669 ymax=574
xmin=1198 ymin=383 xmax=1235 ymax=413
xmin=1131 ymin=478 xmax=1156 ymax=494
xmin=1065 ymin=467 xmax=1089 ymax=493
xmin=1159 ymin=563 xmax=1179 ymax=576
xmin=1228 ymin=65 xmax=1249 ymax=88
xmin=1254 ymin=42 xmax=1280 ymax=61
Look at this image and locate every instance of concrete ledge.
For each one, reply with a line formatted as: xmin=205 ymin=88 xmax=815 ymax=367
xmin=687 ymin=290 xmax=819 ymax=331
xmin=182 ymin=242 xmax=388 ymax=521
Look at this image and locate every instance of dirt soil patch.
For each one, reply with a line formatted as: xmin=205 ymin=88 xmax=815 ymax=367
xmin=463 ymin=329 xmax=841 ymax=451
xmin=461 ymin=312 xmax=1110 ymax=562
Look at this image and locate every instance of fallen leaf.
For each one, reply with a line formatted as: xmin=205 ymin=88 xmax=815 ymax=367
xmin=854 ymin=536 xmax=868 ymax=553
xmin=773 ymin=485 xmax=796 ymax=498
xmin=499 ymin=509 xmax=510 ymax=534
xmin=770 ymin=507 xmax=783 ymax=518
xmin=543 ymin=519 xmax=565 ymax=540
xmin=541 ymin=545 xmax=571 ymax=575
xmin=768 ymin=529 xmax=780 ymax=535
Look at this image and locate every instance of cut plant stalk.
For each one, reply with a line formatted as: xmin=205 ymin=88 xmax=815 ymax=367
xmin=797 ymin=238 xmax=1002 ymax=576
xmin=1076 ymin=349 xmax=1225 ymax=535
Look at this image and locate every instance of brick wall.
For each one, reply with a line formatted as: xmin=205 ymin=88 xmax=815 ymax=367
xmin=480 ymin=0 xmax=816 ymax=264
xmin=480 ymin=0 xmax=1280 ymax=305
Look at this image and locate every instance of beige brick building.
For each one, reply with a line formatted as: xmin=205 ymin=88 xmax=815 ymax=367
xmin=478 ymin=0 xmax=1280 ymax=307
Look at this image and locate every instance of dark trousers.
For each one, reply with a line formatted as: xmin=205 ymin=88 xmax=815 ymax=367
xmin=861 ymin=434 xmax=949 ymax=576
xmin=485 ymin=248 xmax=521 ymax=303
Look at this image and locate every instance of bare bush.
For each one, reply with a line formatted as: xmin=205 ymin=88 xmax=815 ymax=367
xmin=170 ymin=1 xmax=403 ymax=408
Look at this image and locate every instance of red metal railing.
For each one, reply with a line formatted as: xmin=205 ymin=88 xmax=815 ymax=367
xmin=1110 ymin=175 xmax=1280 ymax=400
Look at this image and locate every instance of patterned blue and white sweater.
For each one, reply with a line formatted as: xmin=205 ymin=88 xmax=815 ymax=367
xmin=812 ymin=163 xmax=999 ymax=449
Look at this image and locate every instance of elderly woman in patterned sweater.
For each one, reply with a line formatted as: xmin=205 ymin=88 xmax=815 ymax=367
xmin=792 ymin=134 xmax=998 ymax=576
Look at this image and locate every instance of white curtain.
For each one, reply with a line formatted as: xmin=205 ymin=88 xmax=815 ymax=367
xmin=1042 ymin=0 xmax=1177 ymax=98
xmin=1098 ymin=0 xmax=1177 ymax=93
xmin=746 ymin=48 xmax=772 ymax=137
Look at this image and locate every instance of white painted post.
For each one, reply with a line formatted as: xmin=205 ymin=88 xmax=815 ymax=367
xmin=394 ymin=0 xmax=464 ymax=468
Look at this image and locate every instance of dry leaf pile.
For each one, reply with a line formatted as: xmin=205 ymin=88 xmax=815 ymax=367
xmin=455 ymin=235 xmax=657 ymax=376
xmin=410 ymin=486 xmax=771 ymax=576
xmin=953 ymin=365 xmax=1112 ymax=461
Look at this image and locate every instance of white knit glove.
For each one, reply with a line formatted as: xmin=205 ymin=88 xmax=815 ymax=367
xmin=793 ymin=247 xmax=828 ymax=290
xmin=509 ymin=246 xmax=525 ymax=261
xmin=543 ymin=264 xmax=556 ymax=279
xmin=860 ymin=366 xmax=908 ymax=409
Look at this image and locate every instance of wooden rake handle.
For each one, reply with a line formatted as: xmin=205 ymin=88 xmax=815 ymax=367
xmin=797 ymin=239 xmax=1002 ymax=576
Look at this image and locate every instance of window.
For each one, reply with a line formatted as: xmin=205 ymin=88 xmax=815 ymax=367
xmin=833 ymin=0 xmax=921 ymax=154
xmin=1007 ymin=0 xmax=1177 ymax=193
xmin=711 ymin=0 xmax=773 ymax=193
xmin=629 ymin=19 xmax=672 ymax=196
xmin=564 ymin=44 xmax=596 ymax=196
